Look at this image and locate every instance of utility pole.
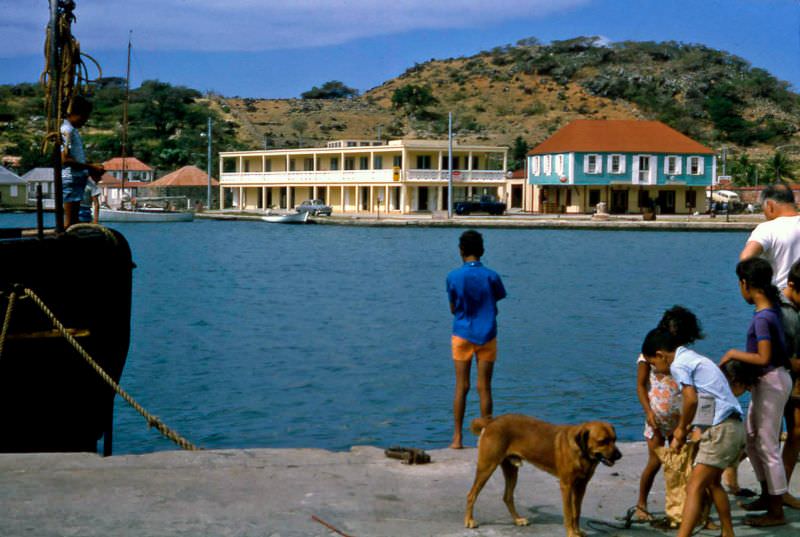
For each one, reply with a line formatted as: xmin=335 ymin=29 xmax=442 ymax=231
xmin=447 ymin=112 xmax=453 ymax=218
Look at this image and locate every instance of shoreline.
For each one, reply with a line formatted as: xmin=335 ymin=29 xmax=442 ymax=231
xmin=2 ymin=441 xmax=798 ymax=536
xmin=197 ymin=210 xmax=760 ymax=231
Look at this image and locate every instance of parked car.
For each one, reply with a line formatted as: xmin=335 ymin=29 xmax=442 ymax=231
xmin=295 ymin=199 xmax=332 ymax=216
xmin=454 ymin=195 xmax=506 ymax=216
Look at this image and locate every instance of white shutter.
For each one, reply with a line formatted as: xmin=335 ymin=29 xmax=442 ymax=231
xmin=583 ymin=155 xmax=589 ymax=174
xmin=698 ymin=157 xmax=704 ymax=175
xmin=556 ymin=155 xmax=563 ymax=175
xmin=607 ymin=155 xmax=614 ymax=173
xmin=619 ymin=155 xmax=626 ymax=174
xmin=632 ymin=156 xmax=640 ymax=184
xmin=675 ymin=156 xmax=682 ymax=175
xmin=10 ymin=185 xmax=18 ymax=197
xmin=595 ymin=154 xmax=602 ymax=174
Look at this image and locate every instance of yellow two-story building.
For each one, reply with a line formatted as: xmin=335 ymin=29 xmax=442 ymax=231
xmin=218 ymin=139 xmax=509 ymax=214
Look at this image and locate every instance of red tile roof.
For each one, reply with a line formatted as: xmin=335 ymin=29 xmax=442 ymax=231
xmin=102 ymin=157 xmax=153 ymax=171
xmin=529 ymin=120 xmax=714 ymax=155
xmin=149 ymin=165 xmax=219 ymax=187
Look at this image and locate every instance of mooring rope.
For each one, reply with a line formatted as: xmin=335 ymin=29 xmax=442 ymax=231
xmin=40 ymin=0 xmax=102 ymax=153
xmin=0 ymin=284 xmax=198 ymax=451
xmin=0 ymin=290 xmax=17 ymax=359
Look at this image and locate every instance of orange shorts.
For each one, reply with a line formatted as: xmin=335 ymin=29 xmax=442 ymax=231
xmin=451 ymin=335 xmax=497 ymax=362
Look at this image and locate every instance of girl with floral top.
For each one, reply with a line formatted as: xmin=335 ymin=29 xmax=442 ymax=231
xmin=635 ymin=306 xmax=704 ymax=521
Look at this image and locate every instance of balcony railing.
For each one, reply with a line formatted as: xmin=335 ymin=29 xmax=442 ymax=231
xmin=220 ymin=169 xmax=507 ymax=184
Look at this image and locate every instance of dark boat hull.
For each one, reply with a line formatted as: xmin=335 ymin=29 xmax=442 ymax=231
xmin=0 ymin=227 xmax=133 ymax=453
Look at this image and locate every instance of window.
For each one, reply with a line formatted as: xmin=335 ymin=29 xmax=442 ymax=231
xmin=264 ymin=160 xmax=272 ymax=172
xmin=244 ymin=160 xmax=250 ymax=172
xmin=608 ymin=154 xmax=625 ymax=174
xmin=289 ymin=159 xmax=296 ymax=172
xmin=344 ymin=157 xmax=355 ymax=170
xmin=10 ymin=185 xmax=18 ymax=197
xmin=687 ymin=156 xmax=703 ymax=175
xmin=555 ymin=154 xmax=564 ymax=175
xmin=330 ymin=157 xmax=339 ymax=171
xmin=416 ymin=155 xmax=431 ymax=169
xmin=472 ymin=156 xmax=480 ymax=169
xmin=359 ymin=156 xmax=369 ymax=170
xmin=373 ymin=155 xmax=383 ymax=169
xmin=686 ymin=190 xmax=697 ymax=208
xmin=665 ymin=156 xmax=681 ymax=175
xmin=584 ymin=154 xmax=601 ymax=174
xmin=543 ymin=155 xmax=552 ymax=175
xmin=393 ymin=155 xmax=402 ymax=167
xmin=441 ymin=156 xmax=461 ymax=170
xmin=531 ymin=156 xmax=540 ymax=176
xmin=304 ymin=158 xmax=314 ymax=171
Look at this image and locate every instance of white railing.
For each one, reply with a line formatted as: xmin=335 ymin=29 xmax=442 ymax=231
xmin=405 ymin=169 xmax=506 ymax=182
xmin=220 ymin=169 xmax=394 ymax=184
xmin=220 ymin=168 xmax=507 ymax=185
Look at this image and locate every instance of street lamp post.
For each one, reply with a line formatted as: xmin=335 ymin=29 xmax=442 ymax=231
xmin=206 ymin=117 xmax=212 ymax=210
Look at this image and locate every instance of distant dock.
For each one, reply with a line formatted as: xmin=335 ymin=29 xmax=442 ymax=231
xmin=197 ymin=210 xmax=759 ymax=231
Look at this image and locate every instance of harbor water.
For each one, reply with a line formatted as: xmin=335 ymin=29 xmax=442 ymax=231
xmin=1 ymin=213 xmax=752 ymax=454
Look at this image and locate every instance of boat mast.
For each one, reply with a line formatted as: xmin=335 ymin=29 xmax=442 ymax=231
xmin=48 ymin=0 xmax=64 ymax=231
xmin=121 ymin=31 xmax=131 ymax=207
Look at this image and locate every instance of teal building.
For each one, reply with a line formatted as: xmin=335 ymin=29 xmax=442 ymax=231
xmin=527 ymin=120 xmax=716 ymax=214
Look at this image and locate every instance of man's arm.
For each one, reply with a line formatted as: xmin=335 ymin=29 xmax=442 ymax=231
xmin=740 ymin=240 xmax=763 ymax=261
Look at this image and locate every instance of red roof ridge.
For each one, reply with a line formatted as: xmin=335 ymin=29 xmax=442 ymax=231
xmin=528 ymin=119 xmax=714 ymax=156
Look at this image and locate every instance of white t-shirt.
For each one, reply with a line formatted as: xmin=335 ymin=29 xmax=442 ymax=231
xmin=747 ymin=215 xmax=800 ymax=290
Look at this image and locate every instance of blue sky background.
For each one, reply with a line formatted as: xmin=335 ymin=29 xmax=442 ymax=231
xmin=1 ymin=0 xmax=798 ymax=98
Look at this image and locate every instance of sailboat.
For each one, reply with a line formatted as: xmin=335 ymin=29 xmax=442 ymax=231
xmin=99 ymin=33 xmax=193 ymax=223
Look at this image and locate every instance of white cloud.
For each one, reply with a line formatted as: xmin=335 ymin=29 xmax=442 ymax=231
xmin=0 ymin=0 xmax=589 ymax=57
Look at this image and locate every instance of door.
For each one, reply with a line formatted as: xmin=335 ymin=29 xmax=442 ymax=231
xmin=417 ymin=187 xmax=429 ymax=211
xmin=638 ymin=156 xmax=650 ymax=184
xmin=611 ymin=190 xmax=629 ymax=214
xmin=657 ymin=190 xmax=676 ymax=214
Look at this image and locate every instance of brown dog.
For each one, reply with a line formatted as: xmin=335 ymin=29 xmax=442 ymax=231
xmin=464 ymin=414 xmax=622 ymax=537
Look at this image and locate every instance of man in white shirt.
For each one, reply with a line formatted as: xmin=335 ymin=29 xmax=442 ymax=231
xmin=740 ymin=183 xmax=800 ymax=290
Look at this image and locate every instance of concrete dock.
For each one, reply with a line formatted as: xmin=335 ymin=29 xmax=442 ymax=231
xmin=1 ymin=443 xmax=798 ymax=536
xmin=196 ymin=210 xmax=761 ymax=231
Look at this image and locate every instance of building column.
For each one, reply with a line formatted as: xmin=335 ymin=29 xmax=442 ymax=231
xmin=239 ymin=187 xmax=244 ymax=210
xmin=261 ymin=186 xmax=267 ymax=210
xmin=437 ymin=186 xmax=444 ymax=211
xmin=219 ymin=185 xmax=224 ymax=210
xmin=326 ymin=186 xmax=330 ymax=206
xmin=340 ymin=185 xmax=345 ymax=213
xmin=313 ymin=186 xmax=318 ymax=200
xmin=400 ymin=185 xmax=407 ymax=214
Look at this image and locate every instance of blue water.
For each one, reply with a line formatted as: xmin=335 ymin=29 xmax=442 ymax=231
xmin=1 ymin=213 xmax=753 ymax=454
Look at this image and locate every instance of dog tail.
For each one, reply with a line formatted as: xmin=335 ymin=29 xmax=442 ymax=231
xmin=470 ymin=416 xmax=493 ymax=436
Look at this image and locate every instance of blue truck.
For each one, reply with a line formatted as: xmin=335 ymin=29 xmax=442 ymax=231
xmin=454 ymin=195 xmax=506 ymax=216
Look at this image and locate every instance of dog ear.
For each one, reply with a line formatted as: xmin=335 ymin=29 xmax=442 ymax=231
xmin=575 ymin=428 xmax=590 ymax=455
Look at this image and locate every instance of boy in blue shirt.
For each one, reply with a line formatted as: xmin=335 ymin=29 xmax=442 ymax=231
xmin=642 ymin=328 xmax=744 ymax=537
xmin=446 ymin=230 xmax=506 ymax=449
xmin=61 ymin=95 xmax=104 ymax=228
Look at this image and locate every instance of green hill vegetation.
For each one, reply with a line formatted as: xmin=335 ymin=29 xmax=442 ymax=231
xmin=2 ymin=37 xmax=798 ymax=184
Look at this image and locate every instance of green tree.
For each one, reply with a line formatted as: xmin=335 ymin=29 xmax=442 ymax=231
xmin=763 ymin=150 xmax=796 ymax=182
xmin=510 ymin=136 xmax=530 ymax=171
xmin=729 ymin=153 xmax=757 ymax=186
xmin=301 ymin=81 xmax=358 ymax=99
xmin=391 ymin=84 xmax=437 ymax=118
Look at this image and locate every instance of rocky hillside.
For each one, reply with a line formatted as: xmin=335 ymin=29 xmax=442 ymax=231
xmin=221 ymin=36 xmax=800 ymax=166
xmin=2 ymin=37 xmax=799 ymax=177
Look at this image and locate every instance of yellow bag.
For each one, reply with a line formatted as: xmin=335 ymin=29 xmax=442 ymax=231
xmin=654 ymin=443 xmax=710 ymax=525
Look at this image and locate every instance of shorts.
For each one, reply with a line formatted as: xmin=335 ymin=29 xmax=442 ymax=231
xmin=694 ymin=416 xmax=745 ymax=469
xmin=62 ymin=173 xmax=88 ymax=203
xmin=451 ymin=335 xmax=497 ymax=362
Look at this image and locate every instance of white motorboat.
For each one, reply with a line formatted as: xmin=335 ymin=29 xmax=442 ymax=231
xmin=260 ymin=211 xmax=310 ymax=224
xmin=100 ymin=207 xmax=194 ymax=223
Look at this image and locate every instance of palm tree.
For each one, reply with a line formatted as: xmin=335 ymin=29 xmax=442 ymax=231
xmin=730 ymin=153 xmax=757 ymax=186
xmin=764 ymin=150 xmax=795 ymax=182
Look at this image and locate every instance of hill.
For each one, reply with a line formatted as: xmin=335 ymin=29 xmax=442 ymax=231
xmin=2 ymin=37 xmax=799 ymax=181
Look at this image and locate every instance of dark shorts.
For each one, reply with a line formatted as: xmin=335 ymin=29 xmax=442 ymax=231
xmin=63 ymin=173 xmax=88 ymax=203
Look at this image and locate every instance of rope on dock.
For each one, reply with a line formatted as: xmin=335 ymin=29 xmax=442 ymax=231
xmin=0 ymin=285 xmax=198 ymax=451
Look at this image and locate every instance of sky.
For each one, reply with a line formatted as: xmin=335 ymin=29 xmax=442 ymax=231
xmin=1 ymin=0 xmax=799 ymax=98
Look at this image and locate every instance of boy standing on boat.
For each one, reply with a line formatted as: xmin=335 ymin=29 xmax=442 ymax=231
xmin=61 ymin=95 xmax=104 ymax=228
xmin=446 ymin=230 xmax=506 ymax=449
